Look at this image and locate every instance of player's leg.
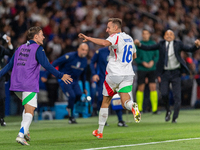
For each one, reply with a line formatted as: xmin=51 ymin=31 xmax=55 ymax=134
xmin=93 ymin=95 xmax=112 ymax=138
xmin=96 ymin=80 xmax=104 ymax=112
xmin=15 ymin=92 xmax=37 ymax=145
xmin=136 ymin=84 xmax=145 ymax=112
xmin=0 ymin=77 xmax=6 ymax=126
xmin=59 ymin=81 xmax=76 ymax=123
xmin=148 ymin=71 xmax=158 ymax=113
xmin=99 ymin=95 xmax=112 ymax=130
xmin=136 ymin=71 xmax=146 ymax=112
xmin=65 ymin=89 xmax=76 ymax=123
xmin=119 ymin=92 xmax=140 ymax=123
xmin=0 ymin=98 xmax=6 ymax=126
xmin=160 ymin=72 xmax=170 ymax=121
xmin=115 ymin=109 xmax=122 ymax=122
xmin=149 ymin=83 xmax=158 ymax=113
xmin=93 ymin=75 xmax=116 ymax=138
xmin=22 ymin=109 xmax=31 ymax=141
xmin=74 ymin=82 xmax=82 ymax=104
xmin=118 ymin=76 xmax=141 ymax=123
xmin=96 ymin=81 xmax=109 ymax=126
xmin=171 ymin=71 xmax=181 ymax=123
xmin=46 ymin=80 xmax=59 ymax=107
xmin=116 ymin=109 xmax=128 ymax=127
xmin=72 ymin=82 xmax=84 ymax=123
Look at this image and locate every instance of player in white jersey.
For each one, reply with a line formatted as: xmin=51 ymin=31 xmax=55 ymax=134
xmin=106 ymin=32 xmax=135 ymax=76
xmin=79 ymin=18 xmax=141 ymax=139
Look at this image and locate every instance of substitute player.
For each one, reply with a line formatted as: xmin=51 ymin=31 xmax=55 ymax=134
xmin=0 ymin=26 xmax=72 ymax=145
xmin=79 ymin=18 xmax=141 ymax=139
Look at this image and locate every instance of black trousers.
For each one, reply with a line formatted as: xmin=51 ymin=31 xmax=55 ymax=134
xmin=0 ymin=77 xmax=6 ymax=118
xmin=46 ymin=82 xmax=59 ymax=107
xmin=160 ymin=69 xmax=181 ymax=120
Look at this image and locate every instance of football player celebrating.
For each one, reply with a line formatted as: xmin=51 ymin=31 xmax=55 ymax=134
xmin=79 ymin=18 xmax=141 ymax=139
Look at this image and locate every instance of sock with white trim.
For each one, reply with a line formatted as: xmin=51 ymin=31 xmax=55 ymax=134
xmin=124 ymin=100 xmax=133 ymax=111
xmin=18 ymin=113 xmax=33 ymax=138
xmin=98 ymin=108 xmax=108 ymax=133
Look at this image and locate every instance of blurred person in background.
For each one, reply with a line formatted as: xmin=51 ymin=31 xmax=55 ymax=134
xmin=46 ymin=35 xmax=62 ymax=62
xmin=41 ymin=43 xmax=89 ymax=124
xmin=44 ymin=35 xmax=63 ymax=108
xmin=183 ymin=30 xmax=196 ymax=47
xmin=0 ymin=35 xmax=14 ymax=126
xmin=135 ymin=29 xmax=159 ymax=114
xmin=134 ymin=30 xmax=200 ymax=123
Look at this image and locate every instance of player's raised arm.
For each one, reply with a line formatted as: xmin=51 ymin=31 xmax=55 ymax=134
xmin=78 ymin=33 xmax=111 ymax=47
xmin=36 ymin=47 xmax=73 ymax=84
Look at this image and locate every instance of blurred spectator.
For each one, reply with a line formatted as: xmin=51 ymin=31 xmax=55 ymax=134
xmin=192 ymin=50 xmax=200 ymax=75
xmin=0 ymin=35 xmax=14 ymax=126
xmin=132 ymin=21 xmax=144 ymax=41
xmin=10 ymin=11 xmax=27 ymax=40
xmin=183 ymin=30 xmax=196 ymax=47
xmin=46 ymin=35 xmax=62 ymax=62
xmin=134 ymin=30 xmax=200 ymax=123
xmin=135 ymin=29 xmax=159 ymax=114
xmin=62 ymin=38 xmax=76 ymax=54
xmin=180 ymin=51 xmax=195 ymax=106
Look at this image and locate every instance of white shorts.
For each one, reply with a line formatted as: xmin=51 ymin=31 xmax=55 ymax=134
xmin=103 ymin=75 xmax=134 ymax=97
xmin=15 ymin=92 xmax=38 ymax=108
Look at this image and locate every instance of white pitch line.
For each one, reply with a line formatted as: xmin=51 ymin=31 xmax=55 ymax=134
xmin=82 ymin=137 xmax=200 ymax=150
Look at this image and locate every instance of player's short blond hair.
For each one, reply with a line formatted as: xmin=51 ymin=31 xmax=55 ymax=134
xmin=27 ymin=26 xmax=42 ymax=40
xmin=108 ymin=18 xmax=122 ymax=29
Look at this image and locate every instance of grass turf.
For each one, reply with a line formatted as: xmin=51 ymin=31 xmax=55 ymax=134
xmin=0 ymin=109 xmax=200 ymax=150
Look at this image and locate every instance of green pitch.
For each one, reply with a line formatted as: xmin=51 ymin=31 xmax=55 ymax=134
xmin=0 ymin=109 xmax=200 ymax=150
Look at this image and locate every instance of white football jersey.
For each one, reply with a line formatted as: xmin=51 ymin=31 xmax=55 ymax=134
xmin=106 ymin=32 xmax=136 ymax=76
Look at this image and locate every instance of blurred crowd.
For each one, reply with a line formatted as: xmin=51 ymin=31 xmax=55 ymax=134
xmin=1 ymin=0 xmax=200 ymax=109
xmin=0 ymin=0 xmax=200 ymax=62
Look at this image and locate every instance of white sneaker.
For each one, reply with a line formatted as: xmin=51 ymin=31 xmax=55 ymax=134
xmin=16 ymin=136 xmax=30 ymax=145
xmin=132 ymin=103 xmax=141 ymax=123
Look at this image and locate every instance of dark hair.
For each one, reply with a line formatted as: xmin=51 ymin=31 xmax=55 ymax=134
xmin=108 ymin=18 xmax=122 ymax=29
xmin=27 ymin=26 xmax=42 ymax=40
xmin=142 ymin=29 xmax=151 ymax=33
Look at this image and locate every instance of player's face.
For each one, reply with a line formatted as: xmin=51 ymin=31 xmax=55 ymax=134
xmin=78 ymin=43 xmax=89 ymax=58
xmin=142 ymin=30 xmax=150 ymax=41
xmin=36 ymin=30 xmax=45 ymax=45
xmin=164 ymin=30 xmax=175 ymax=42
xmin=106 ymin=22 xmax=117 ymax=35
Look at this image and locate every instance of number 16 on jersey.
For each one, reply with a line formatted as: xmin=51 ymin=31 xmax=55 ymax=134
xmin=122 ymin=45 xmax=133 ymax=63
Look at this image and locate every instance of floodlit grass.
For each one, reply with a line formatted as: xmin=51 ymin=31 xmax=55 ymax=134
xmin=0 ymin=109 xmax=200 ymax=150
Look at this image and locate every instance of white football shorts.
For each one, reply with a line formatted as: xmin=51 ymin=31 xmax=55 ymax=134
xmin=103 ymin=75 xmax=134 ymax=97
xmin=15 ymin=92 xmax=38 ymax=108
